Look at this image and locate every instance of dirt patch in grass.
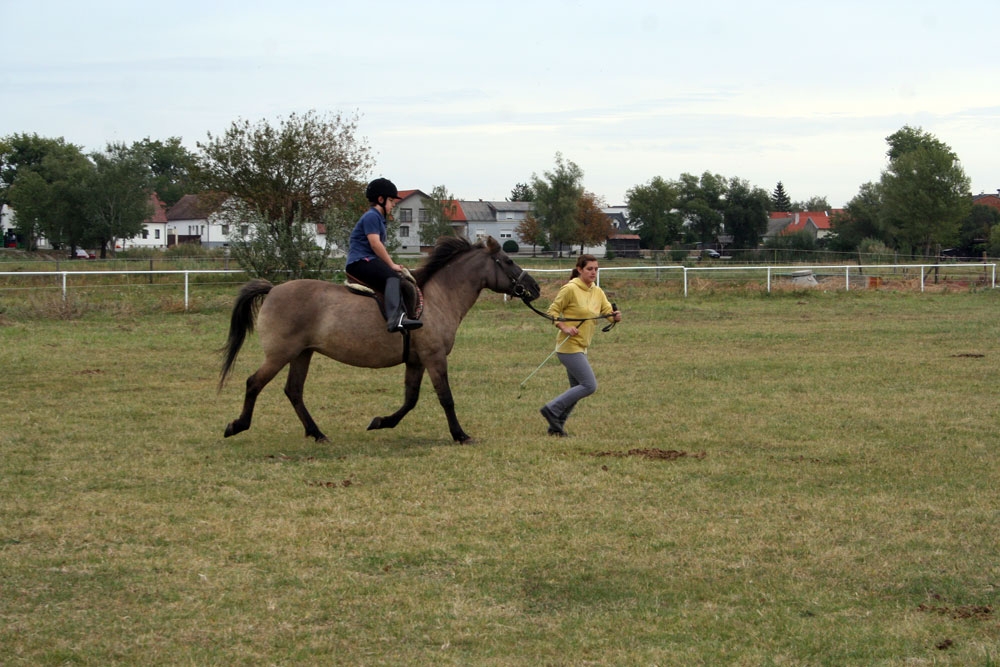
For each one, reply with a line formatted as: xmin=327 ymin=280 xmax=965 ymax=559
xmin=917 ymin=602 xmax=993 ymax=620
xmin=585 ymin=448 xmax=707 ymax=461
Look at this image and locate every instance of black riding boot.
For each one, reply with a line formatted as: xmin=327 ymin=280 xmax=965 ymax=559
xmin=384 ymin=276 xmax=422 ymax=333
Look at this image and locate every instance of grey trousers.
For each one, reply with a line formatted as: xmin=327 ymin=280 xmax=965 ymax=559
xmin=545 ymin=352 xmax=598 ymax=420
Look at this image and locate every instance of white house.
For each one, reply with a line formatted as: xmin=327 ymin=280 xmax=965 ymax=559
xmin=119 ymin=193 xmax=169 ymax=250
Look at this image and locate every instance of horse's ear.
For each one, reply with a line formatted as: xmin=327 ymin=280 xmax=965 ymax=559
xmin=486 ymin=236 xmax=500 ymax=254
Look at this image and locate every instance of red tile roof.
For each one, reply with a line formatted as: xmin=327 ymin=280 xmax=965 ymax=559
xmin=146 ymin=193 xmax=168 ymax=223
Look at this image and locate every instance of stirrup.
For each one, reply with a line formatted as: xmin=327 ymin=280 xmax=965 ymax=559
xmin=388 ymin=313 xmax=422 ymax=333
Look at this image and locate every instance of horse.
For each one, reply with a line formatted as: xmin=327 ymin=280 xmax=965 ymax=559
xmin=219 ymin=236 xmax=541 ymax=444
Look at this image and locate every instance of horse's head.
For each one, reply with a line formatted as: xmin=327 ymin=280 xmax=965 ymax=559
xmin=485 ymin=236 xmax=541 ymax=302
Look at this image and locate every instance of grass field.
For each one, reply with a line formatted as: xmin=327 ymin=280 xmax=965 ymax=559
xmin=2 ymin=284 xmax=999 ymax=665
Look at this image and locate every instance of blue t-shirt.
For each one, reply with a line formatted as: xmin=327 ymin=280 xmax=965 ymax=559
xmin=346 ymin=207 xmax=386 ymax=265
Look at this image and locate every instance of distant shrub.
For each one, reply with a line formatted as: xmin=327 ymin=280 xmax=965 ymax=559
xmin=502 ymin=240 xmax=519 ymax=254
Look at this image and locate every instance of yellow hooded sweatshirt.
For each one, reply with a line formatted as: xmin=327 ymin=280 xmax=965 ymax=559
xmin=547 ymin=277 xmax=614 ymax=354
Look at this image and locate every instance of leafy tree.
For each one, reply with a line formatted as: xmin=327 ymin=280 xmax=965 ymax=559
xmin=509 ymin=182 xmax=534 ymax=201
xmin=770 ymin=181 xmax=791 ymax=212
xmin=131 ymin=137 xmax=198 ymax=207
xmin=677 ymin=171 xmax=726 ymax=245
xmin=790 ymin=195 xmax=830 ymax=212
xmin=724 ymin=177 xmax=771 ymax=249
xmin=4 ymin=135 xmax=93 ymax=250
xmin=956 ymin=204 xmax=1000 ymax=257
xmin=419 ymin=184 xmax=458 ymax=245
xmin=323 ymin=189 xmax=370 ymax=256
xmin=879 ymin=126 xmax=971 ymax=256
xmin=224 ymin=200 xmax=334 ymax=281
xmin=515 ymin=213 xmax=546 ymax=255
xmin=196 ymin=110 xmax=374 ymax=229
xmin=85 ymin=143 xmax=154 ymax=257
xmin=530 ymin=153 xmax=584 ymax=255
xmin=626 ymin=176 xmax=681 ymax=249
xmin=573 ymin=191 xmax=614 ymax=254
xmin=828 ymin=181 xmax=884 ymax=252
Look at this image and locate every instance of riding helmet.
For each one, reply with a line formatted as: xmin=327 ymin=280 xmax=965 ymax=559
xmin=365 ymin=178 xmax=400 ymax=203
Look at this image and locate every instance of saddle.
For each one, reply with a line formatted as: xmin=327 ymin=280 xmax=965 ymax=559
xmin=344 ymin=268 xmax=424 ymax=322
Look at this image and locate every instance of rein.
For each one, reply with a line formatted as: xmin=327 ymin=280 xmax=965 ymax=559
xmin=520 ymin=296 xmax=618 ymax=333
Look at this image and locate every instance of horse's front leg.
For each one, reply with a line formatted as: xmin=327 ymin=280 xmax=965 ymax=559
xmin=367 ymin=362 xmax=424 ymax=432
xmin=424 ymin=359 xmax=472 ymax=444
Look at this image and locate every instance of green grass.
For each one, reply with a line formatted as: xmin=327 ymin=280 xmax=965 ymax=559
xmin=2 ymin=286 xmax=1000 ymax=665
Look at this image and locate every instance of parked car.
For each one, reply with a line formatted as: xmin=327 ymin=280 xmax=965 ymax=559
xmin=704 ymin=249 xmax=721 ymax=259
xmin=70 ymin=248 xmax=96 ymax=259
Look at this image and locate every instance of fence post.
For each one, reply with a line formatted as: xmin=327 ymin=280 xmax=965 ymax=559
xmin=767 ymin=267 xmax=771 ymax=293
xmin=62 ymin=272 xmax=68 ymax=301
xmin=185 ymin=271 xmax=190 ymax=311
xmin=683 ymin=267 xmax=688 ymax=297
xmin=845 ymin=267 xmax=850 ymax=292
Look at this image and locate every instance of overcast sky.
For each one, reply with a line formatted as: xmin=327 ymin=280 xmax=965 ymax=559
xmin=4 ymin=0 xmax=998 ymax=207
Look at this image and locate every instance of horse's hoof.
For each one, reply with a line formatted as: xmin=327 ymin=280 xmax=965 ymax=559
xmin=314 ymin=435 xmax=330 ymax=443
xmin=367 ymin=417 xmax=382 ymax=431
xmin=224 ymin=423 xmax=236 ymax=438
xmin=456 ymin=435 xmax=475 ymax=445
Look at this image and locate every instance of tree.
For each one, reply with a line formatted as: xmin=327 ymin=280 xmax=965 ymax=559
xmin=957 ymin=204 xmax=1000 ymax=257
xmin=828 ymin=181 xmax=885 ymax=253
xmin=790 ymin=196 xmax=830 ymax=212
xmin=723 ymin=178 xmax=771 ymax=250
xmin=626 ymin=176 xmax=681 ymax=249
xmin=85 ymin=143 xmax=155 ymax=257
xmin=131 ymin=137 xmax=198 ymax=207
xmin=770 ymin=181 xmax=791 ymax=212
xmin=196 ymin=110 xmax=374 ymax=229
xmin=677 ymin=171 xmax=726 ymax=245
xmin=4 ymin=135 xmax=93 ymax=250
xmin=323 ymin=189 xmax=371 ymax=256
xmin=879 ymin=126 xmax=971 ymax=256
xmin=419 ymin=184 xmax=458 ymax=245
xmin=530 ymin=153 xmax=584 ymax=255
xmin=573 ymin=191 xmax=614 ymax=254
xmin=509 ymin=182 xmax=534 ymax=202
xmin=515 ymin=213 xmax=546 ymax=255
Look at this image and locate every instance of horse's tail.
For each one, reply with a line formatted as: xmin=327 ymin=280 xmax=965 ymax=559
xmin=218 ymin=279 xmax=274 ymax=391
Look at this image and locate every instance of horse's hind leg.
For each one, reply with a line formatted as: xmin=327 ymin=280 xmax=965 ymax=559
xmin=367 ymin=362 xmax=424 ymax=432
xmin=224 ymin=358 xmax=285 ymax=438
xmin=284 ymin=350 xmax=328 ymax=442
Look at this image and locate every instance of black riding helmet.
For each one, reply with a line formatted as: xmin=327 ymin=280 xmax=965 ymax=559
xmin=365 ymin=178 xmax=400 ymax=204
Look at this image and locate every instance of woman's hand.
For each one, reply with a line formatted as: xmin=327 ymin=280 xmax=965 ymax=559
xmin=558 ymin=323 xmax=579 ymax=336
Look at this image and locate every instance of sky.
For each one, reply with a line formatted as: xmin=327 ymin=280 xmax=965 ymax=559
xmin=3 ymin=0 xmax=998 ymax=208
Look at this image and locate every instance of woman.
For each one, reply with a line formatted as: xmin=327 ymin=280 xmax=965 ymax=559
xmin=540 ymin=254 xmax=621 ymax=436
xmin=345 ymin=178 xmax=422 ymax=333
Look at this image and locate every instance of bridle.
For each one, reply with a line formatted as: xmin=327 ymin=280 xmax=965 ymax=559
xmin=493 ymin=254 xmax=534 ymax=301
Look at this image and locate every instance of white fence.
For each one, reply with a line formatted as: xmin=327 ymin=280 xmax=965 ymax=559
xmin=530 ymin=263 xmax=998 ymax=296
xmin=1 ymin=263 xmax=996 ymax=311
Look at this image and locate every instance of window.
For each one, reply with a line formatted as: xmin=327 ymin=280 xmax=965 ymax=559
xmin=399 ymin=226 xmax=409 ymax=238
xmin=418 ymin=209 xmax=428 ymax=223
xmin=221 ymin=224 xmax=230 ymax=235
xmin=500 ymin=231 xmax=513 ymax=239
xmin=154 ymin=229 xmax=161 ymax=240
xmin=141 ymin=229 xmax=149 ymax=239
xmin=397 ymin=208 xmax=412 ymax=223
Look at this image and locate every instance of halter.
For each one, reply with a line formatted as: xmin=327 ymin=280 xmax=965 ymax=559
xmin=494 ymin=254 xmax=534 ymax=301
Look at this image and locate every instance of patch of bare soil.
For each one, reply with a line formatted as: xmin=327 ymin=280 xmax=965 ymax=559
xmin=917 ymin=602 xmax=993 ymax=620
xmin=585 ymin=448 xmax=707 ymax=461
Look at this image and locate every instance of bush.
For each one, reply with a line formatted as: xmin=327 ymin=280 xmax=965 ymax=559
xmin=502 ymin=240 xmax=519 ymax=254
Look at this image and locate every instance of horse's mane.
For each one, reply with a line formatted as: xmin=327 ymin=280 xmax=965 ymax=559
xmin=412 ymin=236 xmax=484 ymax=287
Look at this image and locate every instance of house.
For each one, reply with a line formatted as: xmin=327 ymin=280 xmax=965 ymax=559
xmin=120 ymin=193 xmax=169 ymax=249
xmin=973 ymin=190 xmax=1000 ymax=213
xmin=766 ymin=210 xmax=843 ymax=242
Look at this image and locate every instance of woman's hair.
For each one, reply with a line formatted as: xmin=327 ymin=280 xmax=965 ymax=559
xmin=570 ymin=254 xmax=598 ymax=278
